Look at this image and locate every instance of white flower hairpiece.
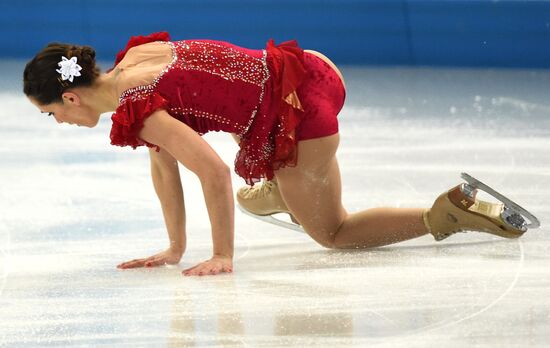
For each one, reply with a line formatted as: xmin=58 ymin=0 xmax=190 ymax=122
xmin=56 ymin=56 xmax=82 ymax=83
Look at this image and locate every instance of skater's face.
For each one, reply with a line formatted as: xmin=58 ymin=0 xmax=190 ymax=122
xmin=28 ymin=92 xmax=101 ymax=128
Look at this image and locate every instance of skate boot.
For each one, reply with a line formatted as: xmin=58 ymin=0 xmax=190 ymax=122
xmin=237 ymin=180 xmax=303 ymax=232
xmin=423 ymin=173 xmax=540 ymax=241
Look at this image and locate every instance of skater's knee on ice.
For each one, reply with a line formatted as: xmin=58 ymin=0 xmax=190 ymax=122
xmin=307 ymin=229 xmax=339 ymax=249
xmin=314 ymin=237 xmax=338 ymax=249
xmin=315 ymin=236 xmax=355 ymax=249
xmin=300 ymin=217 xmax=348 ymax=249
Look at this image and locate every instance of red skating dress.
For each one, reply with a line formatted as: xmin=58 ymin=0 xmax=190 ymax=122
xmin=110 ymin=32 xmax=346 ymax=185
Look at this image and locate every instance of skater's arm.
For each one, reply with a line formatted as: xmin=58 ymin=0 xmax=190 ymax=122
xmin=139 ymin=110 xmax=235 ymax=270
xmin=149 ymin=147 xmax=186 ymax=253
xmin=116 ymin=148 xmax=186 ymax=269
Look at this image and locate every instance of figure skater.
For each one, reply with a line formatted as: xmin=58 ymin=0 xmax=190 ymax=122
xmin=23 ymin=32 xmax=538 ymax=276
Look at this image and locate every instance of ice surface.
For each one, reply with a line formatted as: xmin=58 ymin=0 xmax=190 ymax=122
xmin=1 ymin=61 xmax=549 ymax=347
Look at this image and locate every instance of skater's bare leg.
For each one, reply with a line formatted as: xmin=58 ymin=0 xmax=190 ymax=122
xmin=274 ymin=133 xmax=428 ymax=249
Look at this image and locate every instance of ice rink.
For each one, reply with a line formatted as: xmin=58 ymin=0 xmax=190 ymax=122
xmin=1 ymin=60 xmax=549 ymax=347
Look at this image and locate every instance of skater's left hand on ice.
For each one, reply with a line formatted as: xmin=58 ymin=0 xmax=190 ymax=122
xmin=182 ymin=255 xmax=233 ymax=276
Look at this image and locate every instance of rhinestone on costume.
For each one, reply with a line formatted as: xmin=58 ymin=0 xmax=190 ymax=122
xmin=114 ymin=38 xmax=278 ymax=184
xmin=179 ymin=41 xmax=267 ymax=86
xmin=119 ymin=41 xmax=178 ymax=104
xmin=118 ymin=40 xmax=270 ymax=133
xmin=239 ymin=50 xmax=270 ymax=137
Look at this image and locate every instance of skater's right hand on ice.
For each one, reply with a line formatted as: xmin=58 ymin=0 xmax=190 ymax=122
xmin=117 ymin=247 xmax=183 ymax=269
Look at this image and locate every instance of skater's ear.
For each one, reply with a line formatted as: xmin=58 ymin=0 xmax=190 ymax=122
xmin=61 ymin=91 xmax=81 ymax=106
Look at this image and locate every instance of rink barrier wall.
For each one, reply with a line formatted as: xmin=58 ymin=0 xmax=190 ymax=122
xmin=2 ymin=0 xmax=550 ymax=68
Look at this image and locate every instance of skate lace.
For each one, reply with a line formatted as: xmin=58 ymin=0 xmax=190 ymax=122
xmin=244 ymin=180 xmax=275 ymax=199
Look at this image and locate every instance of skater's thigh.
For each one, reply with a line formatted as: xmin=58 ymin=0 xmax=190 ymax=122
xmin=274 ymin=134 xmax=347 ymax=247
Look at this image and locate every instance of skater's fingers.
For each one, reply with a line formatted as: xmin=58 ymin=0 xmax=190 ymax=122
xmin=207 ymin=265 xmax=233 ymax=275
xmin=183 ymin=263 xmax=202 ymax=272
xmin=143 ymin=254 xmax=169 ymax=266
xmin=182 ymin=265 xmax=199 ymax=276
xmin=182 ymin=264 xmax=197 ymax=272
xmin=195 ymin=265 xmax=209 ymax=276
xmin=184 ymin=263 xmax=211 ymax=276
xmin=117 ymin=259 xmax=140 ymax=268
xmin=145 ymin=259 xmax=167 ymax=267
xmin=183 ymin=268 xmax=199 ymax=276
xmin=182 ymin=258 xmax=231 ymax=276
xmin=216 ymin=264 xmax=233 ymax=274
xmin=204 ymin=264 xmax=226 ymax=275
xmin=144 ymin=256 xmax=160 ymax=263
xmin=118 ymin=258 xmax=147 ymax=269
xmin=119 ymin=258 xmax=141 ymax=266
xmin=120 ymin=262 xmax=145 ymax=269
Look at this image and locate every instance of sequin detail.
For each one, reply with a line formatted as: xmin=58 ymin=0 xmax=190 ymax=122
xmin=117 ymin=40 xmax=270 ymax=134
xmin=240 ymin=50 xmax=270 ymax=137
xmin=182 ymin=41 xmax=267 ymax=86
xmin=169 ymin=106 xmax=248 ymax=135
xmin=119 ymin=41 xmax=180 ymax=104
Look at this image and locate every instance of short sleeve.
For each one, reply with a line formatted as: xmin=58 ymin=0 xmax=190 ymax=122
xmin=110 ymin=92 xmax=169 ymax=151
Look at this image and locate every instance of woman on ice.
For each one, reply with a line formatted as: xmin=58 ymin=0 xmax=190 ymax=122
xmin=22 ymin=32 xmax=538 ymax=276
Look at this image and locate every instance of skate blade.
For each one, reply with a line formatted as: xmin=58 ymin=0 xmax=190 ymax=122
xmin=461 ymin=173 xmax=541 ymax=229
xmin=237 ymin=204 xmax=305 ymax=233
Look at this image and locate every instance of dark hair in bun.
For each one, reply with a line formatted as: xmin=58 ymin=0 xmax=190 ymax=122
xmin=23 ymin=43 xmax=100 ymax=105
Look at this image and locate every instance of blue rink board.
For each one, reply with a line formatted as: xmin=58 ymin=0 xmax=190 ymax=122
xmin=2 ymin=0 xmax=550 ymax=68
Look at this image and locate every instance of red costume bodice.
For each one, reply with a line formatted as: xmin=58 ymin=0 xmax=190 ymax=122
xmin=110 ymin=32 xmax=307 ymax=185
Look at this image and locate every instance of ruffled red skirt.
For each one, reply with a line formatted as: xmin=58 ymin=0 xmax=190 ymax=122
xmin=234 ymin=40 xmax=346 ymax=185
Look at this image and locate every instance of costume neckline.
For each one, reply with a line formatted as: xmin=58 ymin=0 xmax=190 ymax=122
xmin=116 ymin=41 xmax=181 ymax=105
